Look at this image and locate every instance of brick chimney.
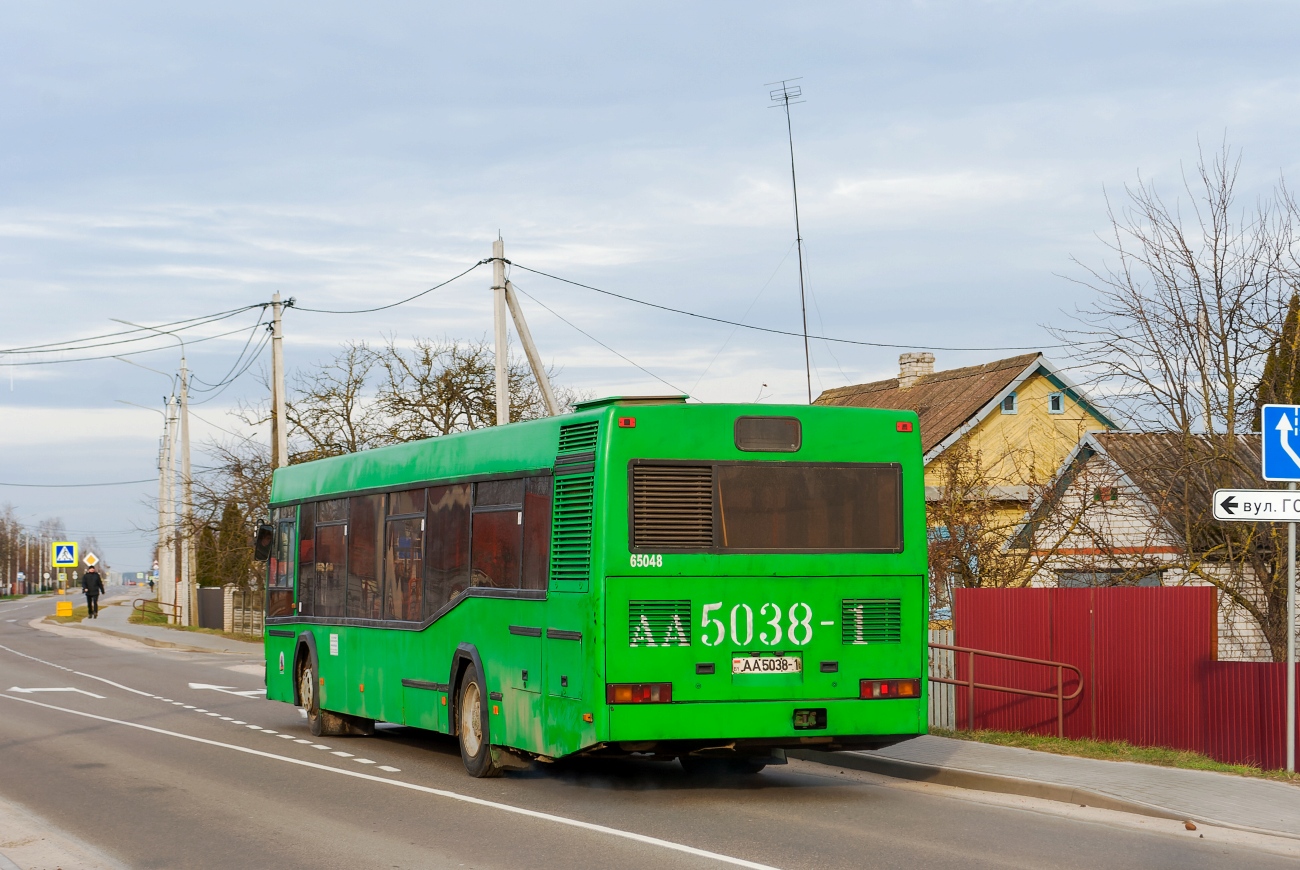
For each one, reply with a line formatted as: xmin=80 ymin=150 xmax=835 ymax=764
xmin=898 ymin=352 xmax=935 ymax=389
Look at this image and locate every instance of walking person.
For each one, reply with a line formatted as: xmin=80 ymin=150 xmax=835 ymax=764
xmin=82 ymin=564 xmax=105 ymax=619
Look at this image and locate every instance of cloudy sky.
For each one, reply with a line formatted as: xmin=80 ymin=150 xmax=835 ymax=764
xmin=3 ymin=1 xmax=1299 ymax=569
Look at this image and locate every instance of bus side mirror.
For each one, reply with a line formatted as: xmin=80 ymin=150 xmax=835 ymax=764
xmin=253 ymin=524 xmax=275 ymax=562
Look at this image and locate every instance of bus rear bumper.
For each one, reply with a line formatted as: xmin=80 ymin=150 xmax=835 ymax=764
xmin=604 ymin=697 xmax=925 ymax=754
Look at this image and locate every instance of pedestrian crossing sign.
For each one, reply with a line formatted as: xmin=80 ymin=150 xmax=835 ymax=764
xmin=52 ymin=541 xmax=78 ymax=568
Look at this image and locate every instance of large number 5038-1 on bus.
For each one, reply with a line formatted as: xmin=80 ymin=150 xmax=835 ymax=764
xmin=258 ymin=397 xmax=927 ymax=777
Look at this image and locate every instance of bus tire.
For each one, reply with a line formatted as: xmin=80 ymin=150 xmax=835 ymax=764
xmin=456 ymin=662 xmax=502 ymax=778
xmin=298 ymin=648 xmax=370 ymax=737
xmin=297 ymin=651 xmax=325 ymax=737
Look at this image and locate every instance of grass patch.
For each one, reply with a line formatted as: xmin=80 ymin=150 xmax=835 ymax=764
xmin=128 ymin=604 xmax=170 ymax=627
xmin=931 ymin=727 xmax=1300 ymax=785
xmin=127 ymin=602 xmax=260 ymax=641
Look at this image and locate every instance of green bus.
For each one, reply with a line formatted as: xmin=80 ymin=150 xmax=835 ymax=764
xmin=260 ymin=397 xmax=928 ymax=777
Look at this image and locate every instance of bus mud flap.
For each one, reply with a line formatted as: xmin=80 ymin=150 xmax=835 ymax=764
xmin=490 ymin=746 xmax=533 ymax=771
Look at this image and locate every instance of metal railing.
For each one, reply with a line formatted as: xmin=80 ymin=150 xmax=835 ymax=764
xmin=929 ymin=642 xmax=1084 ymax=738
xmin=133 ymin=598 xmax=180 ymax=620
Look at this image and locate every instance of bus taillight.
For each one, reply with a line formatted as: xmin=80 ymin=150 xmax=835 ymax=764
xmin=859 ymin=679 xmax=921 ymax=699
xmin=606 ymin=683 xmax=672 ymax=704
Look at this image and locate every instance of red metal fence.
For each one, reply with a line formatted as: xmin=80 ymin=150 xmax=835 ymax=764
xmin=952 ymin=587 xmax=1300 ymax=769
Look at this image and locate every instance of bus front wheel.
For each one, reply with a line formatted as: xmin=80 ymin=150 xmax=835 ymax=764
xmin=298 ymin=653 xmax=325 ymax=737
xmin=457 ymin=663 xmax=502 ymax=778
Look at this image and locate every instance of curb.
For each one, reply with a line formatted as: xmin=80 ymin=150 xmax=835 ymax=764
xmin=788 ymin=749 xmax=1185 ymax=821
xmin=790 ymin=749 xmax=1300 ymax=842
xmin=38 ymin=616 xmax=261 ymax=656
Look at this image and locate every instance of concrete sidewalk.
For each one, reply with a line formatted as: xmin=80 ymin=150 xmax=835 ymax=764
xmin=63 ymin=598 xmax=263 ymax=655
xmin=801 ymin=734 xmax=1300 ymax=840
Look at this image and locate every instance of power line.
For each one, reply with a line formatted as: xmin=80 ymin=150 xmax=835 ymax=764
xmin=508 ymin=280 xmax=692 ymax=398
xmin=0 ymin=305 xmax=265 ymax=356
xmin=191 ymin=310 xmax=269 ymax=390
xmin=2 ymin=323 xmax=264 ymax=367
xmin=294 ymin=261 xmax=488 ymax=314
xmin=190 ymin=330 xmax=273 ymax=404
xmin=508 ymin=261 xmax=1067 ymax=352
xmin=0 ymin=478 xmax=158 ymax=488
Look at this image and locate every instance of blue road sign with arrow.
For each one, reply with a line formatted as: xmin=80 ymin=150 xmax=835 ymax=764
xmin=1262 ymin=404 xmax=1300 ymax=481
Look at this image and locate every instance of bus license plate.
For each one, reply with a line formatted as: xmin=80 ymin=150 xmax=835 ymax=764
xmin=732 ymin=655 xmax=802 ymax=675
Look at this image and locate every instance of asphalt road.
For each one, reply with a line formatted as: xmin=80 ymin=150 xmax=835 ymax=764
xmin=0 ymin=592 xmax=1294 ymax=870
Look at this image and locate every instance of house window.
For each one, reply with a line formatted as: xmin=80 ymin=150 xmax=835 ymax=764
xmin=1001 ymin=393 xmax=1017 ymax=414
xmin=1048 ymin=392 xmax=1064 ymax=414
xmin=1093 ymin=486 xmax=1119 ymax=503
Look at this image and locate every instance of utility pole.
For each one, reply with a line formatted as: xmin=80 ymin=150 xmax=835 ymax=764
xmin=179 ymin=357 xmax=194 ymax=626
xmin=154 ymin=406 xmax=168 ymax=611
xmin=161 ymin=396 xmax=177 ymax=620
xmin=768 ymin=78 xmax=813 ymax=404
xmin=270 ymin=292 xmax=289 ymax=470
xmin=492 ymin=237 xmax=510 ymax=425
xmin=504 ymin=280 xmax=559 ymax=416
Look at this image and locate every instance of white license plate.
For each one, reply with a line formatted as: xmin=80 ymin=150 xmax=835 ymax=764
xmin=732 ymin=655 xmax=802 ymax=675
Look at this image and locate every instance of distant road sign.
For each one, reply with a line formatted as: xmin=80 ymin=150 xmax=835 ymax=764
xmin=51 ymin=542 xmax=78 ymax=568
xmin=1262 ymin=405 xmax=1300 ymax=480
xmin=83 ymin=552 xmax=98 ymax=567
xmin=1213 ymin=488 xmax=1300 ymax=521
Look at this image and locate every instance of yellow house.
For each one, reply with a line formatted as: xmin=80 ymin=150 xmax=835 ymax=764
xmin=815 ymin=352 xmax=1115 ymax=511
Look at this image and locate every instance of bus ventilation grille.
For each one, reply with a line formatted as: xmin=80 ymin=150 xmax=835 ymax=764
xmin=551 ymin=421 xmax=599 ymax=586
xmin=841 ymin=599 xmax=902 ymax=644
xmin=630 ymin=464 xmax=714 ymax=549
xmin=558 ymin=420 xmax=600 ymax=454
xmin=628 ymin=600 xmax=692 ymax=646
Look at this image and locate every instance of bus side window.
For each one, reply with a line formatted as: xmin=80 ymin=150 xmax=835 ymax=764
xmin=425 ymin=484 xmax=471 ymax=616
xmin=522 ymin=477 xmax=552 ymax=590
xmin=266 ymin=511 xmax=296 ymax=618
xmin=298 ymin=502 xmax=316 ymax=616
xmin=384 ymin=488 xmax=426 ymax=621
xmin=471 ymin=479 xmax=523 ymax=590
xmin=347 ymin=494 xmax=382 ymax=620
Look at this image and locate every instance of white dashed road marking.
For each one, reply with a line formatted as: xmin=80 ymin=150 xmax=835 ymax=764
xmin=0 ymin=693 xmax=777 ymax=870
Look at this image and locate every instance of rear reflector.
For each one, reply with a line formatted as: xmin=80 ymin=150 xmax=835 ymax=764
xmin=860 ymin=678 xmax=921 ymax=699
xmin=896 ymin=421 xmax=913 ymax=432
xmin=618 ymin=417 xmax=637 ymax=428
xmin=606 ymin=682 xmax=672 ymax=704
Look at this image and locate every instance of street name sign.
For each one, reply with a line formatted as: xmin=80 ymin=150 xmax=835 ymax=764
xmin=1262 ymin=404 xmax=1300 ymax=480
xmin=1214 ymin=489 xmax=1300 ymax=521
xmin=51 ymin=541 xmax=78 ymax=568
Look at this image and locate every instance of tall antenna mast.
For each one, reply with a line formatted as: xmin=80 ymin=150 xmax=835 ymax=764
xmin=768 ymin=77 xmax=812 ymax=404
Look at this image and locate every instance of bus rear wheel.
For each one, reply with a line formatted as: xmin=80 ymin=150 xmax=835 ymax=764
xmin=457 ymin=663 xmax=502 ymax=778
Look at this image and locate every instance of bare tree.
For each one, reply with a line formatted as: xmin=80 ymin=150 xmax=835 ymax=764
xmin=373 ymin=336 xmax=556 ymax=438
xmin=205 ymin=335 xmax=578 ymax=583
xmin=926 ymin=438 xmax=1107 ymax=615
xmin=1053 ymin=144 xmax=1300 ymax=660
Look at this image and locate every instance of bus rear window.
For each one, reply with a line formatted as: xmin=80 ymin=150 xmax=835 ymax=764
xmin=631 ymin=462 xmax=902 ymax=553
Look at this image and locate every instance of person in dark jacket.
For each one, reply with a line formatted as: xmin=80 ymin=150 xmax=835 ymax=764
xmin=82 ymin=565 xmax=105 ymax=618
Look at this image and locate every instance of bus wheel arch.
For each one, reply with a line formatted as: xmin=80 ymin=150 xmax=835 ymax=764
xmin=292 ymin=633 xmax=319 ymax=708
xmin=451 ymin=644 xmax=502 ymax=778
xmin=448 ymin=643 xmax=486 ymax=737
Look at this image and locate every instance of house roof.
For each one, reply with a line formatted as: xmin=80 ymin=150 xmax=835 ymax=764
xmin=816 ymin=353 xmax=1117 ymax=458
xmin=1016 ymin=431 xmax=1263 ymax=552
xmin=1095 ymin=432 xmax=1263 ymax=530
